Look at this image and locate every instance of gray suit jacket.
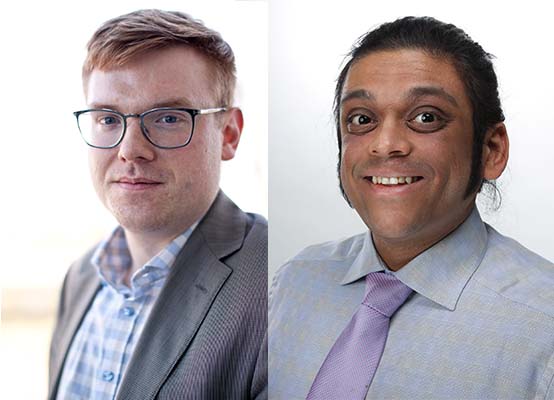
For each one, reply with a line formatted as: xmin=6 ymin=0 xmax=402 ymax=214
xmin=48 ymin=191 xmax=267 ymax=399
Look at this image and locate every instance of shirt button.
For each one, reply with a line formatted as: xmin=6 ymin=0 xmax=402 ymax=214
xmin=102 ymin=371 xmax=115 ymax=382
xmin=122 ymin=307 xmax=135 ymax=317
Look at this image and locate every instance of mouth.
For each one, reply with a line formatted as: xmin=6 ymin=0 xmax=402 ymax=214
xmin=365 ymin=176 xmax=423 ymax=186
xmin=114 ymin=177 xmax=163 ymax=190
xmin=118 ymin=177 xmax=161 ymax=184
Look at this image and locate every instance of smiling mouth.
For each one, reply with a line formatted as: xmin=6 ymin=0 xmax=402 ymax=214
xmin=366 ymin=176 xmax=423 ymax=186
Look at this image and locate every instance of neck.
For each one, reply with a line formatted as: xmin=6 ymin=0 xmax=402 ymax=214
xmin=373 ymin=205 xmax=474 ymax=271
xmin=121 ymin=226 xmax=189 ymax=286
xmin=374 ymin=233 xmax=444 ymax=271
xmin=120 ymin=197 xmax=215 ymax=285
xmin=125 ymin=230 xmax=175 ymax=272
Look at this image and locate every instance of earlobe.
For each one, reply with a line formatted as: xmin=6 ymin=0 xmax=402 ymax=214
xmin=482 ymin=122 xmax=509 ymax=180
xmin=221 ymin=108 xmax=243 ymax=161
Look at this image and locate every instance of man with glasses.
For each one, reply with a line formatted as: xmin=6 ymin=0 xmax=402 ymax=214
xmin=49 ymin=9 xmax=267 ymax=400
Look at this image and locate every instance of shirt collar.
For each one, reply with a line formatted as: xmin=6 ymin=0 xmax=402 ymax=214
xmin=91 ymin=222 xmax=198 ymax=296
xmin=340 ymin=207 xmax=488 ymax=310
xmin=92 ymin=226 xmax=130 ymax=291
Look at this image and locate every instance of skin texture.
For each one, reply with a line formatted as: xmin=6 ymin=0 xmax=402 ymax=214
xmin=86 ymin=46 xmax=243 ymax=274
xmin=339 ymin=49 xmax=508 ymax=270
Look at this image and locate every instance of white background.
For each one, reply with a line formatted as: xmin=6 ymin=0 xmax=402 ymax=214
xmin=269 ymin=0 xmax=554 ymax=277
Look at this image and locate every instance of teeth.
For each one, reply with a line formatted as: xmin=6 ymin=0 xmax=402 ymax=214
xmin=370 ymin=176 xmax=419 ymax=185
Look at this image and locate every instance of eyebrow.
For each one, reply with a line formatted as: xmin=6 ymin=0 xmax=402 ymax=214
xmin=407 ymin=86 xmax=459 ymax=107
xmin=340 ymin=86 xmax=459 ymax=108
xmin=340 ymin=89 xmax=376 ymax=104
xmin=88 ymin=97 xmax=196 ymax=111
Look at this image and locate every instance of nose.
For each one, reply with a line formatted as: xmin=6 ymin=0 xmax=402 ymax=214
xmin=117 ymin=117 xmax=156 ymax=162
xmin=368 ymin=118 xmax=412 ymax=158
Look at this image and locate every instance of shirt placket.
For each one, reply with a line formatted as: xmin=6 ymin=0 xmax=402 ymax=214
xmin=93 ymin=291 xmax=145 ymax=399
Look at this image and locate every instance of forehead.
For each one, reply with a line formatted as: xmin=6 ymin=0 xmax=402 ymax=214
xmin=341 ymin=49 xmax=471 ymax=111
xmin=85 ymin=46 xmax=218 ymax=110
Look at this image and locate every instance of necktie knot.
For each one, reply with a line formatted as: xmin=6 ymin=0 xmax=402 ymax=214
xmin=362 ymin=272 xmax=412 ymax=318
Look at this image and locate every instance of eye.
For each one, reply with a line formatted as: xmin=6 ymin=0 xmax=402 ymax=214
xmin=157 ymin=114 xmax=180 ymax=124
xmin=414 ymin=112 xmax=436 ymax=124
xmin=345 ymin=112 xmax=377 ymax=134
xmin=407 ymin=111 xmax=447 ymax=133
xmin=149 ymin=111 xmax=191 ymax=127
xmin=350 ymin=114 xmax=371 ymax=125
xmin=99 ymin=115 xmax=120 ymax=126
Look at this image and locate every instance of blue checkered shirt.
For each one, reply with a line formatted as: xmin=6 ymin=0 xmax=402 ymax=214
xmin=56 ymin=224 xmax=196 ymax=400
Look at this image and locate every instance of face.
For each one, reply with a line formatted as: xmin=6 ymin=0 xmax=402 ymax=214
xmin=85 ymin=46 xmax=241 ymax=237
xmin=339 ymin=49 xmax=477 ymax=268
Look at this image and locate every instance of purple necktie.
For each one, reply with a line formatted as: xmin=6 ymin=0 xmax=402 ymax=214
xmin=307 ymin=272 xmax=412 ymax=400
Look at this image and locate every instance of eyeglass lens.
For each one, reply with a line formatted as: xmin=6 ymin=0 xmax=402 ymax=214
xmin=77 ymin=109 xmax=194 ymax=148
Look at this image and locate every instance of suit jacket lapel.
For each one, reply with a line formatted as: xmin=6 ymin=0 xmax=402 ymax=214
xmin=116 ymin=191 xmax=247 ymax=400
xmin=48 ymin=255 xmax=101 ymax=400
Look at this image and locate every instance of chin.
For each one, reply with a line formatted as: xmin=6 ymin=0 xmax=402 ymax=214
xmin=370 ymin=224 xmax=423 ymax=243
xmin=362 ymin=211 xmax=427 ymax=242
xmin=108 ymin=202 xmax=169 ymax=232
xmin=116 ymin=214 xmax=169 ymax=233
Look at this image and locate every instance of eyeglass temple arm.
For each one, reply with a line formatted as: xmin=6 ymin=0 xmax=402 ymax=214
xmin=198 ymin=107 xmax=227 ymax=115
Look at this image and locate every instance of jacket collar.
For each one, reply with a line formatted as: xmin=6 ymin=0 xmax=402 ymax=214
xmin=115 ymin=190 xmax=248 ymax=399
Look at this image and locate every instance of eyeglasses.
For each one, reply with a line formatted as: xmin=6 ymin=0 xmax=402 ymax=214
xmin=74 ymin=106 xmax=227 ymax=149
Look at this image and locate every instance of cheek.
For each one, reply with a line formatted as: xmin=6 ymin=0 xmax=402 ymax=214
xmin=88 ymin=151 xmax=110 ymax=189
xmin=428 ymin=137 xmax=473 ymax=199
xmin=339 ymin=139 xmax=363 ymax=200
xmin=88 ymin=151 xmax=102 ymax=179
xmin=339 ymin=141 xmax=351 ymax=181
xmin=195 ymin=119 xmax=223 ymax=155
xmin=340 ymin=136 xmax=364 ymax=174
xmin=172 ymin=135 xmax=221 ymax=185
xmin=193 ymin=133 xmax=221 ymax=166
xmin=447 ymin=136 xmax=473 ymax=177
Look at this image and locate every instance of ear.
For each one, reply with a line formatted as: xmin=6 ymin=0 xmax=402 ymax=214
xmin=221 ymin=107 xmax=243 ymax=161
xmin=482 ymin=122 xmax=509 ymax=180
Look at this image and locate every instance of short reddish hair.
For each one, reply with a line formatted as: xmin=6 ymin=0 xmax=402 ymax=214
xmin=83 ymin=9 xmax=236 ymax=105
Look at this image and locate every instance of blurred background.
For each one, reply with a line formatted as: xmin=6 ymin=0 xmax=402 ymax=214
xmin=269 ymin=0 xmax=554 ymax=277
xmin=0 ymin=1 xmax=267 ymax=398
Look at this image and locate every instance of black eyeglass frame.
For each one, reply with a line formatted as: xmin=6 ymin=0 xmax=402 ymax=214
xmin=73 ymin=106 xmax=227 ymax=149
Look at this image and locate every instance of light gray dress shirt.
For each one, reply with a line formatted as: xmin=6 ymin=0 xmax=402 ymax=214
xmin=269 ymin=208 xmax=554 ymax=399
